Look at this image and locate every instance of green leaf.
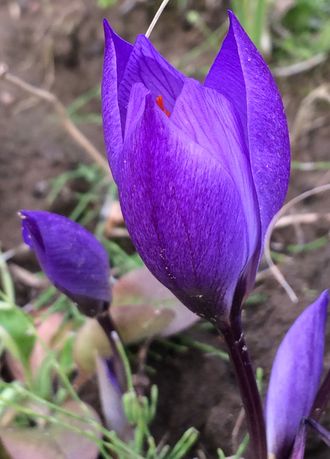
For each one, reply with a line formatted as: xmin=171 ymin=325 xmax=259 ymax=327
xmin=32 ymin=352 xmax=54 ymax=399
xmin=58 ymin=335 xmax=75 ymax=376
xmin=287 ymin=236 xmax=328 ymax=254
xmin=0 ymin=308 xmax=35 ymax=366
xmin=0 ymin=251 xmax=15 ymax=305
xmin=102 ymin=239 xmax=143 ymax=275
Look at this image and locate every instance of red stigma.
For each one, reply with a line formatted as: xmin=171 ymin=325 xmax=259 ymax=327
xmin=156 ymin=95 xmax=170 ymax=117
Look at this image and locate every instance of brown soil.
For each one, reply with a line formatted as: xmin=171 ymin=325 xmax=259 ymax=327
xmin=0 ymin=1 xmax=329 ymax=458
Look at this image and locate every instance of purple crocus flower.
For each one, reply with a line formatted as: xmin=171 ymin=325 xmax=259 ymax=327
xmin=265 ymin=291 xmax=329 ymax=459
xmin=21 ymin=210 xmax=111 ymax=316
xmin=102 ymin=11 xmax=290 ymax=323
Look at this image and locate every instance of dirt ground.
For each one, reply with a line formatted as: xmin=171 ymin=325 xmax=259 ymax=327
xmin=0 ymin=0 xmax=330 ymax=458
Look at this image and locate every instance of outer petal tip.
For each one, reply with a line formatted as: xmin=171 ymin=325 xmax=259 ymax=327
xmin=226 ymin=10 xmax=249 ymax=39
xmin=102 ymin=19 xmax=118 ymax=50
xmin=227 ymin=9 xmax=236 ymax=21
xmin=103 ymin=19 xmax=113 ymax=47
xmin=319 ymin=289 xmax=329 ymax=304
xmin=103 ymin=18 xmax=109 ymax=33
xmin=20 ymin=210 xmax=44 ymax=250
xmin=227 ymin=10 xmax=242 ymax=26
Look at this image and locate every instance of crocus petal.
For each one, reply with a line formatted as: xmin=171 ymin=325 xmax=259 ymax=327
xmin=289 ymin=422 xmax=306 ymax=459
xmin=102 ymin=20 xmax=132 ymax=182
xmin=104 ymin=21 xmax=133 ymax=82
xmin=205 ymin=11 xmax=290 ymax=238
xmin=265 ymin=291 xmax=328 ymax=459
xmin=118 ymin=83 xmax=251 ymax=321
xmin=171 ymin=78 xmax=260 ymax=261
xmin=118 ymin=34 xmax=185 ymax=130
xmin=21 ymin=211 xmax=111 ymax=316
xmin=96 ymin=356 xmax=132 ymax=441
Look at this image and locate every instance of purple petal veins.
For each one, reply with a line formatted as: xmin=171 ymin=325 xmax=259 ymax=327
xmin=170 ymin=78 xmax=260 ymax=262
xmin=117 ymin=34 xmax=185 ymax=124
xmin=102 ymin=20 xmax=132 ymax=182
xmin=205 ymin=11 xmax=290 ymax=239
xmin=119 ymin=85 xmax=250 ymax=321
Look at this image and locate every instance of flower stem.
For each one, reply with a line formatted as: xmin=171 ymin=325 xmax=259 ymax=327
xmin=216 ymin=317 xmax=267 ymax=459
xmin=96 ymin=310 xmax=127 ymax=391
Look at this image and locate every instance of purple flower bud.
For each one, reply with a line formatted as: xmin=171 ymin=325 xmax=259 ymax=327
xmin=96 ymin=356 xmax=132 ymax=441
xmin=265 ymin=291 xmax=329 ymax=459
xmin=21 ymin=210 xmax=111 ymax=316
xmin=102 ymin=12 xmax=290 ymax=322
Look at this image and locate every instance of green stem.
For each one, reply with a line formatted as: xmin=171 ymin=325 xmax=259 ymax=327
xmin=109 ymin=330 xmax=134 ymax=392
xmin=97 ymin=310 xmax=128 ymax=391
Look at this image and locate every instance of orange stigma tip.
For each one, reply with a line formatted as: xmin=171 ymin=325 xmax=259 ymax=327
xmin=156 ymin=95 xmax=170 ymax=117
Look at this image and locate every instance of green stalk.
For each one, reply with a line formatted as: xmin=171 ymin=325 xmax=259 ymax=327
xmin=254 ymin=0 xmax=268 ymax=49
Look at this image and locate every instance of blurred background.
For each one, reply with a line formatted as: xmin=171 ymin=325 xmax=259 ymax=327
xmin=0 ymin=1 xmax=330 ymax=458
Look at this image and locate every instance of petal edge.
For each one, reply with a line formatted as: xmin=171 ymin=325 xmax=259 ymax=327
xmin=205 ymin=11 xmax=290 ymax=238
